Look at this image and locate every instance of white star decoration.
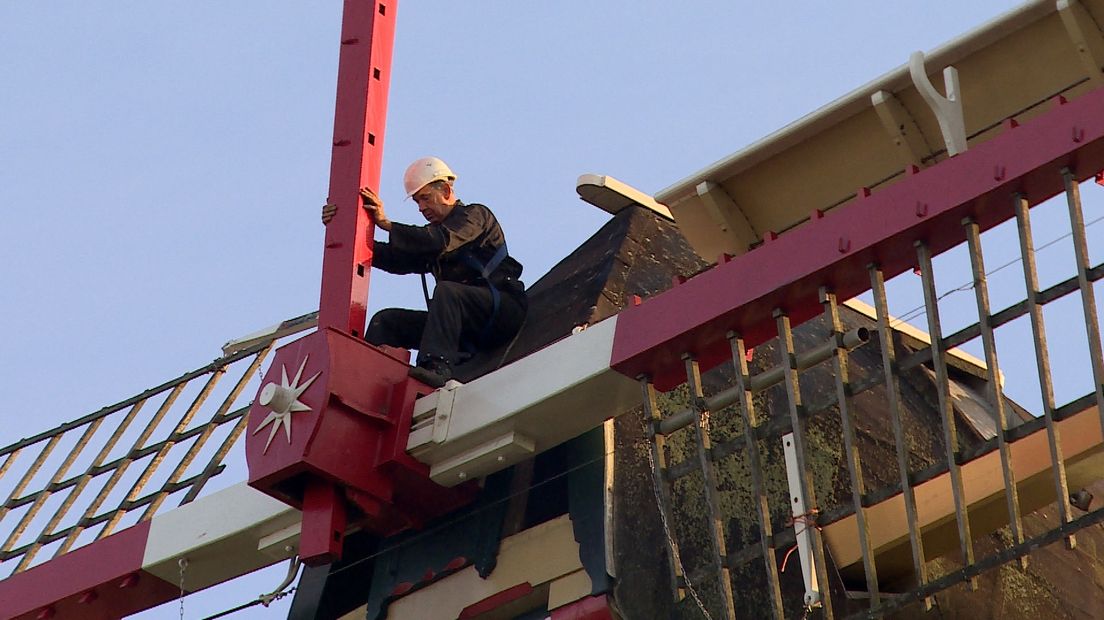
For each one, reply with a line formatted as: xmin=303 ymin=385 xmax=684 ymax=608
xmin=253 ymin=355 xmax=322 ymax=454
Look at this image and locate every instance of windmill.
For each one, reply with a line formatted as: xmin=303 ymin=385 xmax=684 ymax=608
xmin=4 ymin=1 xmax=1104 ymax=619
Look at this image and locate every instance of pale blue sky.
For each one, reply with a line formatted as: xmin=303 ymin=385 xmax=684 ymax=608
xmin=1 ymin=2 xmax=1065 ymax=618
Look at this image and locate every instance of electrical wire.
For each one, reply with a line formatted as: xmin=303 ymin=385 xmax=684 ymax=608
xmin=200 ymin=588 xmax=296 ymax=620
xmin=888 ymin=212 xmax=1104 ymax=328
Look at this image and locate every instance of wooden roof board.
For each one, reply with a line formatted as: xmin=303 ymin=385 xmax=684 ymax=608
xmin=823 ymin=403 xmax=1104 ymax=582
xmin=656 ymin=0 xmax=1104 ymax=259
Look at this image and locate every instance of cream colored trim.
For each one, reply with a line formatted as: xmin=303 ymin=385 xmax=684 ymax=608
xmin=695 ymin=181 xmax=759 ymax=255
xmin=655 ymin=0 xmax=1053 ymax=206
xmin=576 ymin=174 xmax=673 ymax=220
xmin=908 ymin=52 xmax=966 ymax=156
xmin=386 ymin=515 xmax=585 ymax=619
xmin=220 ymin=311 xmax=318 ymax=355
xmin=651 ymin=1 xmax=1104 ymax=260
xmin=548 ymin=569 xmax=595 ymax=611
xmin=409 ymin=316 xmax=640 ymax=486
xmin=603 ymin=419 xmax=617 ymax=580
xmin=824 ymin=404 xmax=1104 ymax=579
xmin=871 ymin=90 xmax=931 ymax=168
xmin=1059 ymin=0 xmax=1104 ymax=87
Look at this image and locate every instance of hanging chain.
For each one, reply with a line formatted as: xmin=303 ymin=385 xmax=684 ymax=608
xmin=178 ymin=557 xmax=188 ymax=620
xmin=640 ymin=417 xmax=714 ymax=620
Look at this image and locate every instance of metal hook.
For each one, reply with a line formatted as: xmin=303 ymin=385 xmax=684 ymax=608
xmin=259 ymin=551 xmax=302 ymax=607
xmin=909 ymin=51 xmax=967 ymax=156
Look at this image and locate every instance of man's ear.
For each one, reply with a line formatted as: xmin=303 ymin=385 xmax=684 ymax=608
xmin=442 ymin=182 xmax=456 ymax=201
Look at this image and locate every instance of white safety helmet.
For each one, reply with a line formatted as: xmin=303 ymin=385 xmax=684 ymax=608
xmin=403 ymin=156 xmax=457 ymax=197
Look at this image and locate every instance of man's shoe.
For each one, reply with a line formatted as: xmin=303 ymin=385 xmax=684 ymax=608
xmin=409 ymin=363 xmax=452 ymax=388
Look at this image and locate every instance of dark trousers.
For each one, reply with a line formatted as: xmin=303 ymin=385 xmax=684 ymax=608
xmin=365 ymin=281 xmax=526 ymax=366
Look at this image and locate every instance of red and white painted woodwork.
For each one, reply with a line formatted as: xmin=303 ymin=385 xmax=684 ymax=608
xmin=245 ymin=0 xmax=475 ymax=567
xmin=245 ymin=330 xmax=474 ymax=565
xmin=610 ymin=88 xmax=1104 ymax=390
xmin=10 ymin=8 xmax=1104 ymax=620
xmin=1 ymin=522 xmax=173 ymax=620
xmin=411 ymin=86 xmax=1104 ymax=488
xmin=0 ymin=484 xmax=296 ymax=620
xmin=318 ymin=0 xmax=394 ymax=337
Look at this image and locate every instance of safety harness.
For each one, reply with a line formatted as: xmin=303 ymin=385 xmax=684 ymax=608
xmin=419 ymin=243 xmax=510 ymax=349
xmin=460 ymin=243 xmax=509 ymax=345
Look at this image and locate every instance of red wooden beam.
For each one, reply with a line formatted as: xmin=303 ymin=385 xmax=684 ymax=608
xmin=611 ymin=86 xmax=1104 ymax=390
xmin=0 ymin=522 xmax=177 ymax=620
xmin=318 ymin=0 xmax=398 ymax=337
xmin=550 ymin=594 xmax=614 ymax=620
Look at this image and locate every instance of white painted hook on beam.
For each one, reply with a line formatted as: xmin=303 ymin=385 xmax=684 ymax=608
xmin=909 ymin=51 xmax=967 ymax=157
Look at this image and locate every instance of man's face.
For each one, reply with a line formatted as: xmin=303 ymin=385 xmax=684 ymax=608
xmin=412 ymin=183 xmax=455 ymax=224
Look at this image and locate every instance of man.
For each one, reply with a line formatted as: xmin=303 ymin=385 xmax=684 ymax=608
xmin=322 ymin=157 xmax=526 ymax=387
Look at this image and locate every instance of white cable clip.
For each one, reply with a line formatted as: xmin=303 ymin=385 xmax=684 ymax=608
xmin=909 ymin=51 xmax=967 ymax=157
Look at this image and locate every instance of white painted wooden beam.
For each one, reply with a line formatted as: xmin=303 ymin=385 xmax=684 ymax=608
xmin=408 ymin=317 xmax=639 ymax=486
xmin=142 ymin=483 xmax=300 ymax=591
xmin=576 ymin=174 xmax=673 ymax=220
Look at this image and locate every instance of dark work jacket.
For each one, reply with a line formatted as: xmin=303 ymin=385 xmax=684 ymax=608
xmin=373 ymin=201 xmax=525 ymax=297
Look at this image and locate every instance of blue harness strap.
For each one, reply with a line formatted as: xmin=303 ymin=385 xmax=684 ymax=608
xmin=460 ymin=243 xmax=509 ymax=346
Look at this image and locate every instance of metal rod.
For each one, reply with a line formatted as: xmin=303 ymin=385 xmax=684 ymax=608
xmin=1062 ymin=169 xmax=1104 ymax=444
xmin=0 ymin=342 xmax=269 ymax=460
xmin=964 ymin=217 xmax=1026 ymax=567
xmin=16 ymin=399 xmax=149 ymax=572
xmin=141 ymin=347 xmax=268 ymax=520
xmin=728 ymin=332 xmax=785 ymax=620
xmin=683 ymin=355 xmax=737 ymax=619
xmin=822 ymin=289 xmax=880 ymax=607
xmin=658 ymin=327 xmax=870 ymax=436
xmin=96 ymin=369 xmax=223 ymax=541
xmin=0 ymin=451 xmax=20 ymax=491
xmin=0 ymin=435 xmax=61 ymax=525
xmin=775 ymin=310 xmax=834 ymax=618
xmin=1014 ymin=192 xmax=1076 ymax=548
xmin=4 ymin=418 xmax=103 ymax=566
xmin=180 ymin=412 xmax=250 ymax=505
xmin=55 ymin=381 xmax=190 ymax=555
xmin=3 ymin=465 xmax=227 ymax=562
xmin=916 ymin=240 xmax=977 ymax=588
